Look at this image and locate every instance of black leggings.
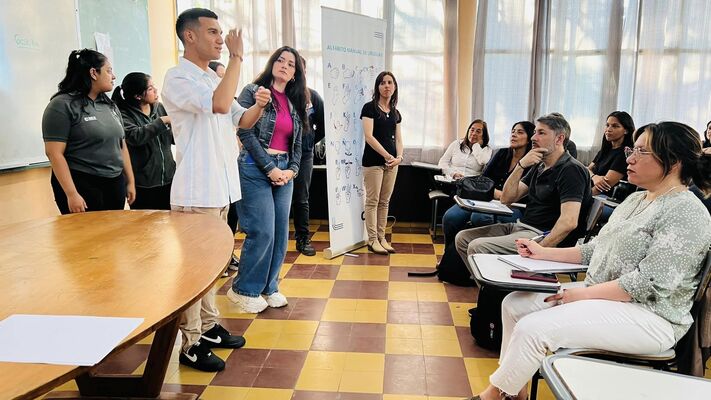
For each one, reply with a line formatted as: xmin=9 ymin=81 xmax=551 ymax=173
xmin=51 ymin=170 xmax=126 ymax=214
xmin=130 ymin=184 xmax=172 ymax=210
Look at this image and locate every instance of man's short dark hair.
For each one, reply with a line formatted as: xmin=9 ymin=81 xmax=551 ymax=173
xmin=176 ymin=8 xmax=218 ymax=44
xmin=536 ymin=112 xmax=571 ymax=141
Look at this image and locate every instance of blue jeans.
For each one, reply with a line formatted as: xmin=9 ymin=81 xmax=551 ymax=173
xmin=442 ymin=203 xmax=523 ymax=245
xmin=233 ymin=153 xmax=293 ymax=297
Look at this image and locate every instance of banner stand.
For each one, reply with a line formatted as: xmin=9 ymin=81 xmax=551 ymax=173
xmin=320 ymin=7 xmax=387 ymax=259
xmin=323 ymin=240 xmax=367 ymax=259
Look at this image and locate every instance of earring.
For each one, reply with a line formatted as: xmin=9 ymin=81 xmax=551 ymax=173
xmin=291 ymin=77 xmax=296 ymax=82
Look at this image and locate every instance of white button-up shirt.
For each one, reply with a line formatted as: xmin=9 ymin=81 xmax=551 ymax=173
xmin=162 ymin=57 xmax=246 ymax=208
xmin=437 ymin=139 xmax=493 ymax=177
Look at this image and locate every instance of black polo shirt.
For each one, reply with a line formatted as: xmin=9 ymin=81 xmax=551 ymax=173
xmin=520 ymin=152 xmax=592 ymax=246
xmin=42 ymin=93 xmax=125 ymax=178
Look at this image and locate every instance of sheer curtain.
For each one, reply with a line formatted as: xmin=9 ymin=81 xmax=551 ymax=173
xmin=388 ymin=0 xmax=447 ymax=162
xmin=630 ymin=0 xmax=711 ymax=134
xmin=475 ymin=0 xmax=711 ymax=159
xmin=537 ymin=0 xmax=624 ymax=163
xmin=473 ymin=0 xmax=536 ymax=148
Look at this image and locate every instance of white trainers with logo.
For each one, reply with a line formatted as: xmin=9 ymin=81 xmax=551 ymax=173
xmin=262 ymin=292 xmax=288 ymax=308
xmin=227 ymin=288 xmax=268 ymax=313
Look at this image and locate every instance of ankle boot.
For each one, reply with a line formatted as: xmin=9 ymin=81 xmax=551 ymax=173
xmin=367 ymin=240 xmax=389 ymax=255
xmin=379 ymin=237 xmax=395 ymax=253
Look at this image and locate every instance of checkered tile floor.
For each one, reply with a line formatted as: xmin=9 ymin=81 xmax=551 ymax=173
xmin=47 ymin=222 xmax=562 ymax=400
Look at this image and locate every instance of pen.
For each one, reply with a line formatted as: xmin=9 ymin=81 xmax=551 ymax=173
xmin=530 ymin=231 xmax=551 ymax=243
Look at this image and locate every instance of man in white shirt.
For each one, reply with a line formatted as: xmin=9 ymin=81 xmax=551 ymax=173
xmin=162 ymin=8 xmax=270 ymax=372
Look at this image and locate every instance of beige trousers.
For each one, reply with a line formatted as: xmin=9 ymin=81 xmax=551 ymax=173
xmin=171 ymin=204 xmax=229 ymax=351
xmin=363 ymin=165 xmax=398 ymax=242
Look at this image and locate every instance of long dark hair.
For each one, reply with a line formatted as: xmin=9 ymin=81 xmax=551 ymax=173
xmin=370 ymin=71 xmax=399 ymax=120
xmin=704 ymin=121 xmax=711 ymax=148
xmin=460 ymin=119 xmax=489 ymax=152
xmin=512 ymin=120 xmax=535 ymax=153
xmin=600 ymin=111 xmax=635 ymax=153
xmin=254 ymin=46 xmax=307 ymax=129
xmin=52 ymin=49 xmax=107 ymax=99
xmin=635 ymin=122 xmax=711 ymax=197
xmin=111 ymin=72 xmax=150 ymax=110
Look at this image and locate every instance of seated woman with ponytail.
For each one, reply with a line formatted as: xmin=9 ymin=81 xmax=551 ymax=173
xmin=468 ymin=121 xmax=711 ymax=400
xmin=112 ymin=72 xmax=175 ymax=210
xmin=42 ymin=49 xmax=135 ymax=214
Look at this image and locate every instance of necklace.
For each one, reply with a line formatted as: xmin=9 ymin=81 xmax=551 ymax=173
xmin=378 ymin=103 xmax=390 ymax=118
xmin=626 ymin=185 xmax=681 ymax=219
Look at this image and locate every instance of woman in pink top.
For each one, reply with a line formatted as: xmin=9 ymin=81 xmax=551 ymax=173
xmin=229 ymin=47 xmax=308 ymax=313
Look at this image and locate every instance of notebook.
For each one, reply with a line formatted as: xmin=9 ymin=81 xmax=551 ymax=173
xmin=497 ymin=255 xmax=586 ymax=273
xmin=454 ymin=196 xmax=514 ymax=215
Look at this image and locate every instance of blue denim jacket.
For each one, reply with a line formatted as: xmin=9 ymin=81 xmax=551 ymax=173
xmin=237 ymin=83 xmax=302 ymax=175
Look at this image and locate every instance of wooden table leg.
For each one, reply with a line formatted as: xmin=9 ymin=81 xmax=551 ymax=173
xmin=71 ymin=316 xmax=180 ymax=398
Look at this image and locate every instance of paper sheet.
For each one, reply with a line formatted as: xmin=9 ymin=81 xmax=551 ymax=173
xmin=497 ymin=255 xmax=586 ymax=273
xmin=94 ymin=32 xmax=114 ymax=62
xmin=0 ymin=314 xmax=143 ymax=366
xmin=457 ymin=197 xmax=513 ymax=214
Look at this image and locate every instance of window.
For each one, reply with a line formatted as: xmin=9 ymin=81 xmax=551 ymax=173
xmin=480 ymin=0 xmax=535 ymax=147
xmin=390 ymin=0 xmax=446 ymax=150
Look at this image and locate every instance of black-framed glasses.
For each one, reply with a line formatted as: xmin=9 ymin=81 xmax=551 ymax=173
xmin=624 ymin=146 xmax=654 ymax=159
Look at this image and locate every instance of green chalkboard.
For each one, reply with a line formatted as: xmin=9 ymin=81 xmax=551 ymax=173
xmin=78 ymin=0 xmax=152 ymax=83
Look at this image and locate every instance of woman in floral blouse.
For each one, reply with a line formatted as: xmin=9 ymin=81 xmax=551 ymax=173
xmin=469 ymin=121 xmax=711 ymax=400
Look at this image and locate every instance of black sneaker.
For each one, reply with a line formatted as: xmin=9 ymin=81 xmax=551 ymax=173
xmin=179 ymin=340 xmax=225 ymax=372
xmin=201 ymin=323 xmax=246 ymax=349
xmin=228 ymin=255 xmax=239 ymax=271
xmin=296 ymin=237 xmax=316 ymax=256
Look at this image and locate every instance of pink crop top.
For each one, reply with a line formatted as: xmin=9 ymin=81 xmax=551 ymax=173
xmin=269 ymin=88 xmax=293 ymax=151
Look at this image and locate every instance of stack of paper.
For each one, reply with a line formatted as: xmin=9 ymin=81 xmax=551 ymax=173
xmin=497 ymin=255 xmax=586 ymax=273
xmin=455 ymin=196 xmax=513 ymax=215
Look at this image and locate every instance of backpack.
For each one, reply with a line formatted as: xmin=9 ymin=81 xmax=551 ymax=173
xmin=469 ymin=285 xmax=512 ymax=351
xmin=407 ymin=241 xmax=475 ymax=287
xmin=436 ymin=241 xmax=476 ymax=287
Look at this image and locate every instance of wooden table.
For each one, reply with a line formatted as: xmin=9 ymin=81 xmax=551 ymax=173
xmin=0 ymin=211 xmax=234 ymax=400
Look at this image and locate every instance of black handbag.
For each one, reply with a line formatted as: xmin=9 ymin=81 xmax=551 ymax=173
xmin=456 ymin=175 xmax=495 ymax=201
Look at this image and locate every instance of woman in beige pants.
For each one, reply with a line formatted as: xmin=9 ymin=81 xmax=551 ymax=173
xmin=360 ymin=71 xmax=403 ymax=254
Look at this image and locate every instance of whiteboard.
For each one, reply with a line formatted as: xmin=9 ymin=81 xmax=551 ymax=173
xmin=0 ymin=0 xmax=152 ymax=170
xmin=0 ymin=0 xmax=79 ymax=169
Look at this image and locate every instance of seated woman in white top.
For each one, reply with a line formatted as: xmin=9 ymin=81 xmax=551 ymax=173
xmin=438 ymin=119 xmax=493 ymax=179
xmin=468 ymin=121 xmax=711 ymax=400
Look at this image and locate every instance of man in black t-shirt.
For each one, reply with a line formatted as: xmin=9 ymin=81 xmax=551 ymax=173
xmin=455 ymin=113 xmax=592 ymax=261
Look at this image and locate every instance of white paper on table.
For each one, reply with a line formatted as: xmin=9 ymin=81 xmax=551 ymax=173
xmin=497 ymin=255 xmax=586 ymax=273
xmin=93 ymin=32 xmax=114 ymax=62
xmin=0 ymin=314 xmax=143 ymax=366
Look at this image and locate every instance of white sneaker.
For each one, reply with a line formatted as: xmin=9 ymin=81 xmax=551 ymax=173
xmin=262 ymin=292 xmax=288 ymax=308
xmin=227 ymin=289 xmax=268 ymax=313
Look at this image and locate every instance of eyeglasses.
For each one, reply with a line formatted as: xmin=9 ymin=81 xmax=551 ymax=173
xmin=624 ymin=146 xmax=654 ymax=160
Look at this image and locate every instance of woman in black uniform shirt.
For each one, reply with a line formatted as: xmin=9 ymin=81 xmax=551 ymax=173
xmin=588 ymin=111 xmax=635 ymax=195
xmin=42 ymin=49 xmax=135 ymax=214
xmin=360 ymin=71 xmax=403 ymax=255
